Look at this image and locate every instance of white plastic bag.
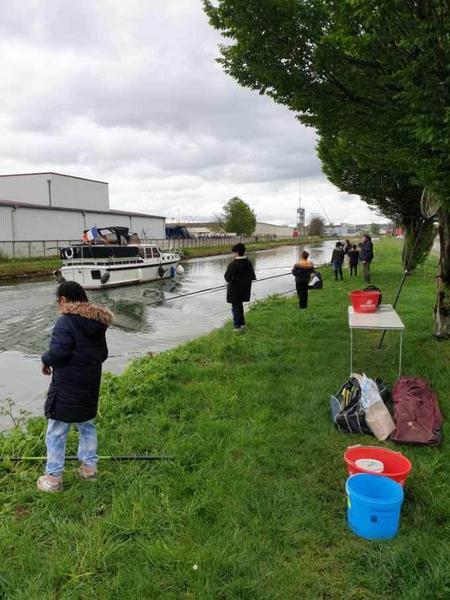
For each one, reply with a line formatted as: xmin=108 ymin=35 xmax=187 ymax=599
xmin=360 ymin=373 xmax=382 ymax=410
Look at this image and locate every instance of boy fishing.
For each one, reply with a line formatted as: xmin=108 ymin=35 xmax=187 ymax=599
xmin=38 ymin=281 xmax=113 ymax=492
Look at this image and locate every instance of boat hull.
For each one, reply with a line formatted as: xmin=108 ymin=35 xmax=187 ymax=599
xmin=60 ymin=259 xmax=180 ymax=289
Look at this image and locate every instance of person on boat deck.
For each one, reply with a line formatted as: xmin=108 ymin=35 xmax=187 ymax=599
xmin=224 ymin=243 xmax=256 ymax=331
xmin=331 ymin=242 xmax=345 ymax=281
xmin=360 ymin=234 xmax=374 ymax=283
xmin=348 ymin=244 xmax=360 ymax=276
xmin=292 ymin=250 xmax=314 ymax=309
xmin=38 ymin=281 xmax=114 ymax=493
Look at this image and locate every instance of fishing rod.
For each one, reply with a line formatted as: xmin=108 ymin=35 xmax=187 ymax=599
xmin=148 ymin=271 xmax=294 ymax=307
xmin=314 ymin=194 xmax=343 ymax=244
xmin=0 ymin=454 xmax=173 ymax=462
xmin=378 ymin=189 xmax=439 ymax=349
xmin=309 ymin=183 xmax=353 ymax=245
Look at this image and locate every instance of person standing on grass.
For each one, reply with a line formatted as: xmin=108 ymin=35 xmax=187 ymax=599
xmin=360 ymin=234 xmax=374 ymax=283
xmin=343 ymin=238 xmax=352 ymax=271
xmin=292 ymin=250 xmax=314 ymax=309
xmin=224 ymin=243 xmax=256 ymax=331
xmin=331 ymin=242 xmax=345 ymax=281
xmin=348 ymin=244 xmax=360 ymax=276
xmin=38 ymin=281 xmax=113 ymax=492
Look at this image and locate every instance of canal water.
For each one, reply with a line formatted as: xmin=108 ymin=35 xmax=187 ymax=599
xmin=0 ymin=241 xmax=335 ymax=425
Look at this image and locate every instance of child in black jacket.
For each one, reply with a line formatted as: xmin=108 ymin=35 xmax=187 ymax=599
xmin=38 ymin=281 xmax=113 ymax=492
xmin=224 ymin=243 xmax=256 ymax=330
xmin=348 ymin=245 xmax=360 ymax=276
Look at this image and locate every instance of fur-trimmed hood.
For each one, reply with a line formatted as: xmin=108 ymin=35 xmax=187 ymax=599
xmin=295 ymin=259 xmax=314 ymax=269
xmin=60 ymin=302 xmax=114 ymax=327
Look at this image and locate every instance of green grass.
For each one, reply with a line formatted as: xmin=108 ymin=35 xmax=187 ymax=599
xmin=180 ymin=236 xmax=323 ymax=258
xmin=0 ymin=239 xmax=448 ymax=599
xmin=0 ymin=257 xmax=61 ymax=279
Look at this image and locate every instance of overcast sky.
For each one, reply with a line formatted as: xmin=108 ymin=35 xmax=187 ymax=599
xmin=0 ymin=0 xmax=386 ymax=225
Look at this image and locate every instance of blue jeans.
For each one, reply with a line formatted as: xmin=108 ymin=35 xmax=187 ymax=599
xmin=45 ymin=419 xmax=98 ymax=477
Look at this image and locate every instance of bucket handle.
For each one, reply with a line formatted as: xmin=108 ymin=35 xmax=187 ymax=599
xmin=346 ymin=444 xmax=402 ymax=454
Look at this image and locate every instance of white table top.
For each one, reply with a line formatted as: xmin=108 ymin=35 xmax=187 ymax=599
xmin=348 ymin=304 xmax=405 ymax=330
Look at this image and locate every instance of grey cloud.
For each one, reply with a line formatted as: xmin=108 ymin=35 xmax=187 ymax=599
xmin=0 ymin=0 xmax=385 ymax=223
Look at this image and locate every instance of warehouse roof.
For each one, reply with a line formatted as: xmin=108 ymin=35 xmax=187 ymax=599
xmin=0 ymin=198 xmax=165 ymax=220
xmin=0 ymin=172 xmax=108 ymax=185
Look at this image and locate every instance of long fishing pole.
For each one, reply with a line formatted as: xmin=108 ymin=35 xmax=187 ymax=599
xmin=314 ymin=194 xmax=343 ymax=243
xmin=377 ymin=216 xmax=429 ymax=349
xmin=149 ymin=270 xmax=294 ymax=307
xmin=0 ymin=454 xmax=173 ymax=462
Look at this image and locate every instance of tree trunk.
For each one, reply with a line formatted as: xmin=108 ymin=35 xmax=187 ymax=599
xmin=402 ymin=218 xmax=436 ymax=270
xmin=434 ymin=208 xmax=450 ymax=338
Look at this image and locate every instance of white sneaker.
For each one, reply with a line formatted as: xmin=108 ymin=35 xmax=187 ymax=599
xmin=37 ymin=474 xmax=63 ymax=492
xmin=78 ymin=465 xmax=97 ymax=480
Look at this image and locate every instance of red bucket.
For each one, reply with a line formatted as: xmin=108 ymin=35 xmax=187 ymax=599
xmin=349 ymin=290 xmax=381 ymax=313
xmin=344 ymin=445 xmax=412 ymax=487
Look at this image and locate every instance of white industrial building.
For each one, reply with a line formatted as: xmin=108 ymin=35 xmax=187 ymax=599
xmin=0 ymin=172 xmax=166 ymax=257
xmin=254 ymin=222 xmax=294 ymax=237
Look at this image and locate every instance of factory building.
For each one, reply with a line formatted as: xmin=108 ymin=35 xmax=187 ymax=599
xmin=254 ymin=222 xmax=294 ymax=237
xmin=0 ymin=172 xmax=166 ymax=257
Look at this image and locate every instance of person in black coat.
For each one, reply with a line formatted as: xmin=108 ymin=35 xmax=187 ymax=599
xmin=360 ymin=234 xmax=374 ymax=282
xmin=224 ymin=243 xmax=256 ymax=330
xmin=348 ymin=244 xmax=360 ymax=276
xmin=37 ymin=281 xmax=113 ymax=492
xmin=292 ymin=250 xmax=315 ymax=309
xmin=331 ymin=242 xmax=345 ymax=281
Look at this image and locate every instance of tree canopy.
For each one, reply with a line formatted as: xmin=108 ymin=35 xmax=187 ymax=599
xmin=220 ymin=197 xmax=256 ymax=235
xmin=204 ymin=0 xmax=450 ymax=336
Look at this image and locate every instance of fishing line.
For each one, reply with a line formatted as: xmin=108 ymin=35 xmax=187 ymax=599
xmin=0 ymin=455 xmax=173 ymax=462
xmin=153 ymin=262 xmax=329 ymax=308
xmin=310 ymin=185 xmax=343 ymax=243
xmin=149 ymin=271 xmax=293 ymax=307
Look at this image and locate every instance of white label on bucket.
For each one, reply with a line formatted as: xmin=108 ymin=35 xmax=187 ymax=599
xmin=355 ymin=458 xmax=384 ymax=473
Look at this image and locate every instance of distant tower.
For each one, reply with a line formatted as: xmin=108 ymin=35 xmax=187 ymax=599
xmin=297 ymin=186 xmax=305 ymax=234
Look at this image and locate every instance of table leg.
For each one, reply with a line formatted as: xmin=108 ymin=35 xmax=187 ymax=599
xmin=350 ymin=327 xmax=353 ymax=376
xmin=399 ymin=330 xmax=403 ymax=378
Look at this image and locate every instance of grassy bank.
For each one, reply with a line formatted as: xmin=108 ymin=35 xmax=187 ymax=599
xmin=180 ymin=236 xmax=323 ymax=259
xmin=0 ymin=256 xmax=61 ymax=280
xmin=0 ymin=239 xmax=448 ymax=598
xmin=0 ymin=238 xmax=321 ymax=280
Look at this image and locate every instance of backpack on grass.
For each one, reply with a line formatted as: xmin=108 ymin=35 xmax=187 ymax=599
xmin=330 ymin=376 xmax=388 ymax=435
xmin=391 ymin=377 xmax=443 ymax=445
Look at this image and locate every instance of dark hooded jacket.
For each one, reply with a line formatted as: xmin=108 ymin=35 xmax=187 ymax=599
xmin=42 ymin=302 xmax=114 ymax=423
xmin=224 ymin=257 xmax=256 ymax=304
xmin=292 ymin=258 xmax=314 ymax=283
xmin=360 ymin=238 xmax=374 ymax=263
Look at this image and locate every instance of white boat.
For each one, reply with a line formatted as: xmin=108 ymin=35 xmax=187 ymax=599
xmin=56 ymin=227 xmax=182 ymax=290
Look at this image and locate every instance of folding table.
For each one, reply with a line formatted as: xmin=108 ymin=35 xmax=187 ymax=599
xmin=348 ymin=304 xmax=405 ymax=377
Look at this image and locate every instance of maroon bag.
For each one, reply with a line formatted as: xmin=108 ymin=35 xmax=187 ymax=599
xmin=391 ymin=377 xmax=443 ymax=445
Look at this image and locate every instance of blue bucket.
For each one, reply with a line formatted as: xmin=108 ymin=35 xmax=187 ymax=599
xmin=346 ymin=473 xmax=404 ymax=540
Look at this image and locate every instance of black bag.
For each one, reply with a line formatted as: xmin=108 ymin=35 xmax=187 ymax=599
xmin=330 ymin=377 xmax=372 ymax=435
xmin=330 ymin=376 xmax=389 ymax=435
xmin=363 ymin=285 xmax=382 ymax=306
